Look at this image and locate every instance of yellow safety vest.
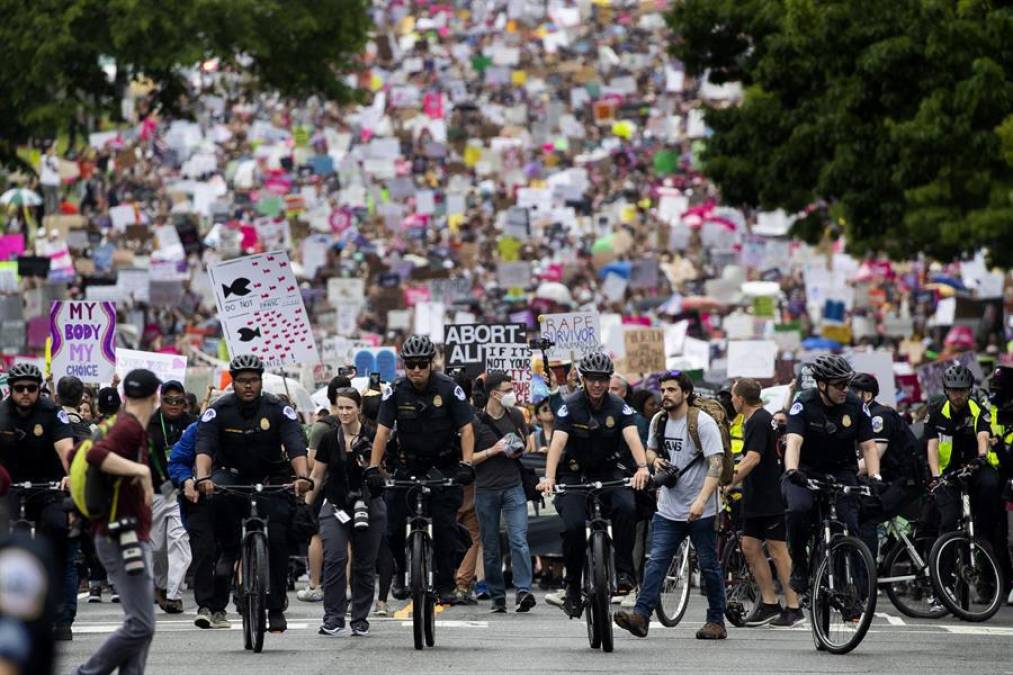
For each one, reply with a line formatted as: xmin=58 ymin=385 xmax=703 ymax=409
xmin=938 ymin=399 xmax=999 ymax=471
xmin=730 ymin=413 xmax=744 ymax=457
xmin=989 ymin=402 xmax=1013 ymax=455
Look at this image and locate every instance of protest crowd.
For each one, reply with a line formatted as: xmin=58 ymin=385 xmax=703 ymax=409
xmin=1 ymin=0 xmax=1013 ymax=672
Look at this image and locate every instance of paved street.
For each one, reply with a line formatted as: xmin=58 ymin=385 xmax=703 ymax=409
xmin=57 ymin=590 xmax=1013 ymax=674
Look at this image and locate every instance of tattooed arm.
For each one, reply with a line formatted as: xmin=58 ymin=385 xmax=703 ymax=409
xmin=689 ymin=455 xmax=723 ymax=522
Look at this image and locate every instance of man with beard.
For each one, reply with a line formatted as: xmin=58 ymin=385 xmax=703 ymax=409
xmin=147 ymin=380 xmax=194 ymax=614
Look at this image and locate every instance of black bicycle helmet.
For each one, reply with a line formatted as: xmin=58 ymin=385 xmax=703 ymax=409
xmin=850 ymin=373 xmax=879 ymax=397
xmin=942 ymin=364 xmax=974 ymax=390
xmin=229 ymin=354 xmax=264 ymax=375
xmin=7 ymin=362 xmax=43 ymax=383
xmin=809 ymin=354 xmax=854 ymax=383
xmin=400 ymin=335 xmax=437 ymax=360
xmin=989 ymin=366 xmax=1013 ymax=404
xmin=578 ymin=351 xmax=615 ymax=378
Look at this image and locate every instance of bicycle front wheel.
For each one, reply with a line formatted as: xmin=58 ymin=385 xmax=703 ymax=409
xmin=810 ymin=535 xmax=877 ymax=654
xmin=883 ymin=537 xmax=948 ymax=619
xmin=410 ymin=532 xmax=427 ymax=650
xmin=591 ymin=532 xmax=614 ymax=653
xmin=721 ymin=537 xmax=758 ymax=627
xmin=929 ymin=531 xmax=1004 ymax=622
xmin=655 ymin=539 xmax=692 ymax=627
xmin=243 ymin=533 xmax=268 ymax=653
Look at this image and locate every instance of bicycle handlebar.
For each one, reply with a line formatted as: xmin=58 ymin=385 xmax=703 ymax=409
xmin=9 ymin=481 xmax=63 ymax=491
xmin=384 ymin=478 xmax=456 ymax=489
xmin=196 ymin=481 xmax=311 ymax=495
xmin=804 ymin=477 xmax=872 ymax=497
xmin=553 ymin=477 xmax=632 ymax=494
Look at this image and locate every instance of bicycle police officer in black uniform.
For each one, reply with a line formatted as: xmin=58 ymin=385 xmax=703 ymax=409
xmin=0 ymin=362 xmax=76 ymax=641
xmin=536 ymin=351 xmax=650 ymax=618
xmin=365 ymin=335 xmax=476 ymax=605
xmin=194 ymin=354 xmax=312 ymax=633
xmin=783 ymin=354 xmax=880 ymax=594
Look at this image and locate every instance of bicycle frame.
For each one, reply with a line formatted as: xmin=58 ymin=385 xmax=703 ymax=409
xmin=806 ymin=479 xmax=872 ymax=591
xmin=8 ymin=482 xmax=62 ymax=539
xmin=878 ymin=520 xmax=929 ymax=585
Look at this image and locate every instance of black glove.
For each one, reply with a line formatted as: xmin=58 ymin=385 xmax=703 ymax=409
xmin=454 ymin=462 xmax=476 ymax=486
xmin=972 ymin=455 xmax=990 ymax=469
xmin=785 ymin=468 xmax=808 ymax=487
xmin=363 ymin=466 xmax=386 ymax=492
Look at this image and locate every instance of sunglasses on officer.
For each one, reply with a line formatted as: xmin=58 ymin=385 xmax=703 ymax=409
xmin=827 ymin=379 xmax=851 ymax=391
xmin=11 ymin=383 xmax=39 ymax=394
xmin=404 ymin=359 xmax=431 ymax=371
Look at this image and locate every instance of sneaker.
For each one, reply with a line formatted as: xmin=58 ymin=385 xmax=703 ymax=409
xmin=614 ymin=610 xmax=649 ymax=638
xmin=561 ymin=591 xmax=583 ymax=619
xmin=53 ymin=625 xmax=73 ymax=641
xmin=373 ymin=600 xmax=389 ymax=616
xmin=319 ymin=623 xmax=346 ymax=637
xmin=770 ymin=607 xmax=805 ymax=627
xmin=1006 ymin=587 xmax=1013 ymax=606
xmin=87 ymin=586 xmax=102 ymax=603
xmin=194 ymin=607 xmax=212 ymax=629
xmin=154 ymin=587 xmax=166 ymax=606
xmin=475 ymin=580 xmax=491 ymax=600
xmin=616 ymin=573 xmax=637 ymax=596
xmin=490 ymin=602 xmax=507 ymax=613
xmin=351 ymin=622 xmax=369 ymax=636
xmin=268 ymin=609 xmax=287 ymax=633
xmin=696 ymin=621 xmax=728 ymax=640
xmin=453 ymin=587 xmax=478 ymax=605
xmin=745 ymin=602 xmax=782 ymax=627
xmin=544 ymin=590 xmax=566 ymax=608
xmin=110 ymin=586 xmax=120 ymax=603
xmin=162 ymin=598 xmax=184 ymax=614
xmin=209 ymin=611 xmax=231 ymax=629
xmin=438 ymin=589 xmax=460 ymax=606
xmin=297 ymin=586 xmax=324 ymax=602
xmin=516 ymin=591 xmax=536 ymax=613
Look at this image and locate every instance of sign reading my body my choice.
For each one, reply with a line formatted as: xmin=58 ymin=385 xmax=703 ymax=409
xmin=50 ymin=301 xmax=116 ymax=383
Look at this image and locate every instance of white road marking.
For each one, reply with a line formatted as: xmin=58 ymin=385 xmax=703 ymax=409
xmin=942 ymin=625 xmax=1013 ymax=636
xmin=875 ymin=612 xmax=906 ymax=626
xmin=398 ymin=620 xmax=488 ymax=628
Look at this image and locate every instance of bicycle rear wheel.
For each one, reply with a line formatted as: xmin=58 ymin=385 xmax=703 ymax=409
xmin=810 ymin=535 xmax=877 ymax=654
xmin=410 ymin=532 xmax=426 ymax=650
xmin=655 ymin=539 xmax=692 ymax=627
xmin=929 ymin=532 xmax=1004 ymax=622
xmin=721 ymin=537 xmax=758 ymax=627
xmin=243 ymin=533 xmax=268 ymax=653
xmin=883 ymin=537 xmax=947 ymax=619
xmin=591 ymin=532 xmax=614 ymax=653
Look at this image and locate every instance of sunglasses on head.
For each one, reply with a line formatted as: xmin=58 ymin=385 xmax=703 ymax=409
xmin=12 ymin=384 xmax=39 ymax=394
xmin=404 ymin=359 xmax=431 ymax=371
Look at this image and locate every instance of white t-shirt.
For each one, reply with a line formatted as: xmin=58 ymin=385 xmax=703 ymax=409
xmin=648 ymin=409 xmax=723 ymax=522
xmin=39 ymin=154 xmax=60 ymax=187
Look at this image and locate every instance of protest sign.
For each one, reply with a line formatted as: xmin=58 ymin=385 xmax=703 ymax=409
xmin=445 ymin=323 xmax=527 ymax=375
xmin=208 ymin=251 xmax=320 ymax=369
xmin=916 ymin=352 xmax=983 ymax=401
xmin=849 ymin=351 xmax=898 ymax=407
xmin=115 ymin=349 xmax=188 ymax=387
xmin=50 ymin=301 xmax=116 ymax=384
xmin=623 ymin=328 xmax=665 ymax=375
xmin=538 ymin=311 xmax=601 ymax=361
xmin=760 ymin=385 xmax=792 ymax=415
xmin=353 ymin=347 xmax=398 ymax=382
xmin=484 ymin=342 xmax=533 ymax=402
xmin=497 ymin=261 xmax=531 ymax=288
xmin=727 ymin=340 xmax=778 ymax=379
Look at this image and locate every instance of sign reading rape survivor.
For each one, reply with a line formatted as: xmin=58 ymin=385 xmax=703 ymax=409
xmin=538 ymin=311 xmax=601 ymax=362
xmin=50 ymin=301 xmax=116 ymax=383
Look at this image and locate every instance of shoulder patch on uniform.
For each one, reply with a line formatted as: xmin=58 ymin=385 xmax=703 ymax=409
xmin=57 ymin=410 xmax=70 ymax=425
xmin=557 ymin=405 xmax=569 ymax=418
xmin=282 ymin=405 xmax=298 ymax=421
xmin=871 ymin=416 xmax=884 ymax=433
xmin=381 ymin=385 xmax=393 ymax=401
xmin=622 ymin=404 xmax=634 ymax=416
xmin=789 ymin=401 xmax=803 ymax=416
xmin=201 ymin=408 xmax=217 ymax=423
xmin=454 ymin=385 xmax=466 ymax=401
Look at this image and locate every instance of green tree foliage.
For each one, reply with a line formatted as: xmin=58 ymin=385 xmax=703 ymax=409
xmin=669 ymin=0 xmax=1013 ymax=266
xmin=0 ymin=0 xmax=371 ymax=170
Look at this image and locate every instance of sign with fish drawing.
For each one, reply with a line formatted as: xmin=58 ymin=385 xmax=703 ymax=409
xmin=208 ymin=251 xmax=320 ymax=369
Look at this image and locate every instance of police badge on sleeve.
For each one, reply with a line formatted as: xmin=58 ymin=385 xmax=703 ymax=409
xmin=282 ymin=406 xmax=298 ymax=421
xmin=789 ymin=401 xmax=803 ymax=416
xmin=201 ymin=408 xmax=217 ymax=423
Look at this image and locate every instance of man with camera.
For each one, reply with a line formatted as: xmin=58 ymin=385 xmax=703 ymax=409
xmin=71 ymin=369 xmax=159 ymax=675
xmin=613 ymin=370 xmax=727 ymax=640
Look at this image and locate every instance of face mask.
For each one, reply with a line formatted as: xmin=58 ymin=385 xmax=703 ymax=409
xmin=499 ymin=392 xmax=517 ymax=408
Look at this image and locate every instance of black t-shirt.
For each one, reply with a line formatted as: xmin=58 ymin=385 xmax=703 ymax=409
xmin=741 ymin=408 xmax=784 ymax=517
xmin=555 ymin=391 xmax=636 ymax=473
xmin=786 ymin=388 xmax=874 ymax=473
xmin=0 ymin=398 xmax=74 ymax=481
xmin=868 ymin=401 xmax=915 ymax=482
xmin=147 ymin=410 xmax=196 ymax=484
xmin=377 ymin=373 xmax=473 ymax=459
xmin=314 ymin=424 xmax=375 ymax=510
xmin=475 ymin=408 xmax=528 ymax=491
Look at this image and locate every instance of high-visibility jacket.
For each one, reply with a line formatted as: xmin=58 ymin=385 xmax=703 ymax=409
xmin=938 ymin=399 xmax=999 ymax=471
xmin=730 ymin=413 xmax=744 ymax=457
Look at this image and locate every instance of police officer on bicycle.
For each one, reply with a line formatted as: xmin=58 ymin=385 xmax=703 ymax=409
xmin=194 ymin=354 xmax=312 ymax=633
xmin=783 ymin=354 xmax=880 ymax=595
xmin=925 ymin=365 xmax=1003 ymax=564
xmin=536 ymin=351 xmax=650 ymax=618
xmin=364 ymin=335 xmax=476 ymax=605
xmin=0 ymin=362 xmax=76 ymax=641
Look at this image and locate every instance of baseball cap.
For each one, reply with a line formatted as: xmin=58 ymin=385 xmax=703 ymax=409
xmin=97 ymin=387 xmax=121 ymax=415
xmin=123 ymin=369 xmax=161 ymax=399
xmin=160 ymin=380 xmax=185 ymax=395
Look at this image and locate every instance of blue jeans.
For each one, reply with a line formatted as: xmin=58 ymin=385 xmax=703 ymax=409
xmin=635 ymin=514 xmax=725 ymax=625
xmin=475 ymin=485 xmax=533 ymax=604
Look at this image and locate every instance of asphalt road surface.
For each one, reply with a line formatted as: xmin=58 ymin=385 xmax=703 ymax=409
xmin=57 ymin=590 xmax=1013 ymax=674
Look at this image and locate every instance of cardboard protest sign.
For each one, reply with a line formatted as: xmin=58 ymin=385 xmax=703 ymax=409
xmin=115 ymin=349 xmax=188 ymax=387
xmin=727 ymin=340 xmax=778 ymax=379
xmin=49 ymin=301 xmax=116 ymax=384
xmin=208 ymin=251 xmax=320 ymax=369
xmin=485 ymin=342 xmax=533 ymax=402
xmin=327 ymin=277 xmax=366 ymax=306
xmin=444 ymin=323 xmax=527 ymax=375
xmin=623 ymin=328 xmax=665 ymax=375
xmin=848 ymin=351 xmax=898 ymax=407
xmin=538 ymin=311 xmax=601 ymax=362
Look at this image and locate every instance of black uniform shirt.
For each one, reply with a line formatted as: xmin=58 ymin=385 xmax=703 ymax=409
xmin=786 ymin=388 xmax=873 ymax=473
xmin=926 ymin=399 xmax=990 ymax=469
xmin=555 ymin=390 xmax=636 ymax=474
xmin=377 ymin=373 xmax=472 ymax=458
xmin=0 ymin=398 xmax=73 ymax=481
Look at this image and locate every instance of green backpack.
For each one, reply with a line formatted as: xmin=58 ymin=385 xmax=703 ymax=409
xmin=69 ymin=415 xmax=123 ymax=521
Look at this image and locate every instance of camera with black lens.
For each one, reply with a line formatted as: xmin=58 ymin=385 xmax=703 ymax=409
xmin=501 ymin=432 xmax=526 ymax=458
xmin=349 ymin=490 xmax=370 ymax=531
xmin=107 ymin=517 xmax=145 ymax=576
xmin=529 ymin=337 xmax=556 ymax=352
xmin=653 ymin=460 xmax=681 ymax=489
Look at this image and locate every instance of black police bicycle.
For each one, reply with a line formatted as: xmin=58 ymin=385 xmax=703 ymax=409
xmin=877 ymin=516 xmax=947 ymax=619
xmin=196 ymin=480 xmax=304 ymax=653
xmin=386 ymin=472 xmax=457 ymax=650
xmin=7 ymin=481 xmax=63 ymax=537
xmin=801 ymin=476 xmax=877 ymax=654
xmin=928 ymin=463 xmax=1005 ymax=622
xmin=553 ymin=477 xmax=631 ymax=652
